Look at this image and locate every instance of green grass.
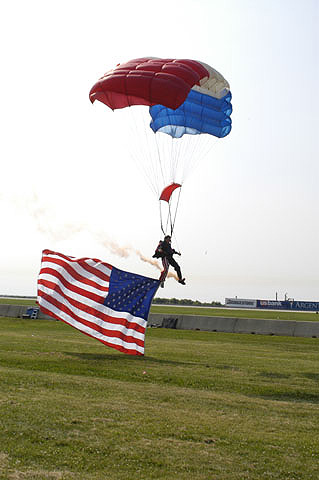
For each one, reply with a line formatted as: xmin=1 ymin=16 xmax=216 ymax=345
xmin=0 ymin=317 xmax=319 ymax=479
xmin=0 ymin=297 xmax=37 ymax=306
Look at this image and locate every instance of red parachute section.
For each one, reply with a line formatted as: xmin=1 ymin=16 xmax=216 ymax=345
xmin=89 ymin=57 xmax=209 ymax=111
xmin=159 ymin=183 xmax=182 ymax=202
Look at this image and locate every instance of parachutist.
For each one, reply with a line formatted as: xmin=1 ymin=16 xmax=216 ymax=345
xmin=153 ymin=235 xmax=185 ymax=286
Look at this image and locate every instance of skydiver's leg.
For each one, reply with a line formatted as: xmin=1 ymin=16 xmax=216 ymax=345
xmin=159 ymin=257 xmax=169 ymax=286
xmin=168 ymin=257 xmax=182 ymax=281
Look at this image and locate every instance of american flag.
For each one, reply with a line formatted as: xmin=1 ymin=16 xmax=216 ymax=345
xmin=37 ymin=249 xmax=160 ymax=355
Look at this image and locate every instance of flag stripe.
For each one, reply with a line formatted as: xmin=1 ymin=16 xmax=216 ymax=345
xmin=78 ymin=258 xmax=112 ymax=282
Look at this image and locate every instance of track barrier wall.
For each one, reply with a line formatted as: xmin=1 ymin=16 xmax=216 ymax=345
xmin=148 ymin=313 xmax=319 ymax=338
xmin=1 ymin=305 xmax=319 ymax=338
xmin=0 ymin=304 xmax=52 ymax=321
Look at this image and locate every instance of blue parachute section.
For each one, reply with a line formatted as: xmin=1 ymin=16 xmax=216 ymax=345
xmin=149 ymin=89 xmax=232 ymax=139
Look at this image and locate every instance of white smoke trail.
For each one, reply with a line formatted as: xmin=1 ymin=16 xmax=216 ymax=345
xmin=21 ymin=193 xmax=179 ymax=281
xmin=95 ymin=233 xmax=179 ymax=281
xmin=24 ymin=193 xmax=86 ymax=241
xmin=135 ymin=249 xmax=178 ymax=281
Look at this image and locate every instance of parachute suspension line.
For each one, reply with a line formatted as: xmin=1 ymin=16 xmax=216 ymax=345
xmin=138 ymin=107 xmax=163 ymax=198
xmin=124 ymin=108 xmax=157 ymax=197
xmin=165 ymin=112 xmax=175 ymax=184
xmin=159 ymin=202 xmax=165 ymax=236
xmin=170 ymin=186 xmax=182 ymax=236
xmin=153 ymin=132 xmax=167 ymax=191
xmin=166 ymin=133 xmax=176 ymax=184
xmin=140 ymin=108 xmax=166 ymax=198
xmin=126 ymin=107 xmax=160 ymax=197
xmin=181 ymin=134 xmax=199 ymax=181
xmin=183 ymin=134 xmax=203 ymax=179
xmin=168 ymin=201 xmax=173 ymax=236
xmin=179 ymin=134 xmax=220 ymax=184
xmin=172 ymin=136 xmax=182 ymax=183
xmin=159 ymin=201 xmax=171 ymax=236
xmin=172 ymin=230 xmax=181 ymax=256
xmin=169 ymin=134 xmax=195 ymax=186
xmin=179 ymin=135 xmax=193 ymax=182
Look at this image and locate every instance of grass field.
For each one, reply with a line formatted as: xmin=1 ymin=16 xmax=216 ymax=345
xmin=0 ymin=298 xmax=37 ymax=306
xmin=1 ymin=297 xmax=319 ymax=321
xmin=0 ymin=317 xmax=318 ymax=479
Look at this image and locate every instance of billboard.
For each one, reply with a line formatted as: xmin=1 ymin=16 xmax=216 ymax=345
xmin=257 ymin=299 xmax=319 ymax=312
xmin=225 ymin=298 xmax=319 ymax=311
xmin=225 ymin=298 xmax=257 ymax=308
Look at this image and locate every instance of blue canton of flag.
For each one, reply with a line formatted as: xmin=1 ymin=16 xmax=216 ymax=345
xmin=104 ymin=267 xmax=160 ymax=320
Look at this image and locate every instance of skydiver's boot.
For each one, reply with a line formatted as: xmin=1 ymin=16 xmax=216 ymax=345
xmin=178 ymin=278 xmax=186 ymax=285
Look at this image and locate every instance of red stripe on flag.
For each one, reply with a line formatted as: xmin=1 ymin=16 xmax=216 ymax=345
xmin=42 ymin=257 xmax=109 ymax=292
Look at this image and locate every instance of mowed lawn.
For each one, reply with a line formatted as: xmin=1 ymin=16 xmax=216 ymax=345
xmin=0 ymin=317 xmax=319 ymax=480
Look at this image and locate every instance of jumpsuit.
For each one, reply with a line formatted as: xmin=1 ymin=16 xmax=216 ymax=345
xmin=156 ymin=240 xmax=183 ymax=283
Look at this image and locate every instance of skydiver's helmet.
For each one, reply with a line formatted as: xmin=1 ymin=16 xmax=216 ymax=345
xmin=164 ymin=235 xmax=171 ymax=242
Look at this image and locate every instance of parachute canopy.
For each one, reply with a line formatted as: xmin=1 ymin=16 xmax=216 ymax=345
xmin=89 ymin=58 xmax=232 ymax=139
xmin=90 ymin=57 xmax=232 ymax=235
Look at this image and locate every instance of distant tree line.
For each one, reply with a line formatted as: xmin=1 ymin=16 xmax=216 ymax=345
xmin=1 ymin=295 xmax=222 ymax=308
xmin=153 ymin=297 xmax=222 ymax=307
xmin=0 ymin=295 xmax=36 ymax=299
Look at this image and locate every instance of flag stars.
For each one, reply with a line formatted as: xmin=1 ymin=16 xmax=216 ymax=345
xmin=103 ymin=267 xmax=160 ymax=320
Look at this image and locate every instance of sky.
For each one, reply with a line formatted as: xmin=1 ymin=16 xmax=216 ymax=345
xmin=1 ymin=0 xmax=318 ymax=303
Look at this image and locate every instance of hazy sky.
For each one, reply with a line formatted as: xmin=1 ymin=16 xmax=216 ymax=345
xmin=1 ymin=0 xmax=318 ymax=303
